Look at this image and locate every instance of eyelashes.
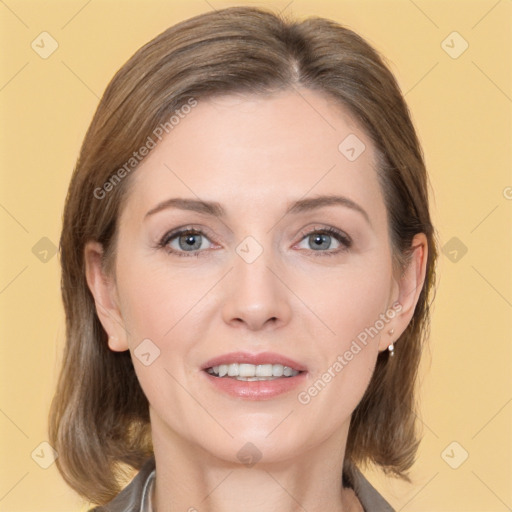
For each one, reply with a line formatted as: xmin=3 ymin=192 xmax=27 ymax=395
xmin=156 ymin=225 xmax=352 ymax=258
xmin=296 ymin=226 xmax=352 ymax=256
xmin=157 ymin=227 xmax=216 ymax=258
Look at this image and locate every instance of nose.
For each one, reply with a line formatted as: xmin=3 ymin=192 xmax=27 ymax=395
xmin=221 ymin=247 xmax=292 ymax=331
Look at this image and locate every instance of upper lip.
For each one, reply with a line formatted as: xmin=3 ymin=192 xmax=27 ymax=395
xmin=201 ymin=351 xmax=307 ymax=372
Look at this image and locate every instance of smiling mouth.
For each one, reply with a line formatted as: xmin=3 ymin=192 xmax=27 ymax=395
xmin=205 ymin=363 xmax=302 ymax=381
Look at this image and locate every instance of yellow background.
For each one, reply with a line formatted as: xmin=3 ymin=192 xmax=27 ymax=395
xmin=1 ymin=0 xmax=510 ymax=510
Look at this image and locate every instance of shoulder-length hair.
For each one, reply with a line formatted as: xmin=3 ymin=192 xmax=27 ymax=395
xmin=49 ymin=6 xmax=437 ymax=506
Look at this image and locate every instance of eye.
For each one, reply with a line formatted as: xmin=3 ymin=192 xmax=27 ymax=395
xmin=295 ymin=226 xmax=352 ymax=255
xmin=157 ymin=225 xmax=351 ymax=257
xmin=158 ymin=228 xmax=216 ymax=257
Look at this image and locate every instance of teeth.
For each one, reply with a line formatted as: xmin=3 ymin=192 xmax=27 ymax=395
xmin=272 ymin=364 xmax=284 ymax=377
xmin=206 ymin=363 xmax=300 ymax=379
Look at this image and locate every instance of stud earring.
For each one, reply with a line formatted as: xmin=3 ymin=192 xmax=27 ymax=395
xmin=388 ymin=328 xmax=394 ymax=336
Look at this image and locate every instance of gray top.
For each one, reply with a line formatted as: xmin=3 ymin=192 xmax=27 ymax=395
xmin=90 ymin=455 xmax=395 ymax=511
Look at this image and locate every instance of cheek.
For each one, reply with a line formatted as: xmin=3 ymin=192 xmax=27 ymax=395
xmin=115 ymin=256 xmax=208 ymax=341
xmin=296 ymin=282 xmax=388 ymax=429
xmin=114 ymin=260 xmax=205 ymax=415
xmin=295 ymin=257 xmax=392 ymax=405
xmin=298 ymin=257 xmax=393 ymax=346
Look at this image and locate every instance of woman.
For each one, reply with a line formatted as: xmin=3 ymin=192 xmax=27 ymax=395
xmin=49 ymin=6 xmax=437 ymax=511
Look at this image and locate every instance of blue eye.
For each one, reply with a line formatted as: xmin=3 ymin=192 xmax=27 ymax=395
xmin=157 ymin=225 xmax=352 ymax=258
xmin=159 ymin=228 xmax=214 ymax=257
xmin=296 ymin=227 xmax=352 ymax=255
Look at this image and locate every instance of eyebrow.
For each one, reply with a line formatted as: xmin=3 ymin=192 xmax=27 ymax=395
xmin=144 ymin=194 xmax=371 ymax=226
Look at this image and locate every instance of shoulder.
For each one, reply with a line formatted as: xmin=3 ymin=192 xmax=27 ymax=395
xmin=88 ymin=456 xmax=156 ymax=512
xmin=344 ymin=464 xmax=396 ymax=512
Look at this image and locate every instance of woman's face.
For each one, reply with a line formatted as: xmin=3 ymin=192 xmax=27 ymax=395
xmin=90 ymin=89 xmax=411 ymax=464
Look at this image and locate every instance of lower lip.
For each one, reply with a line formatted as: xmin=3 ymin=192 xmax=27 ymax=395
xmin=202 ymin=371 xmax=307 ymax=400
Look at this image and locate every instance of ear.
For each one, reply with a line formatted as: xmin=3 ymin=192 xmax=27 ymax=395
xmin=379 ymin=233 xmax=429 ymax=352
xmin=84 ymin=241 xmax=129 ymax=352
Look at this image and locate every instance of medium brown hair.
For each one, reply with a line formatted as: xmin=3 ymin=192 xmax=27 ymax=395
xmin=49 ymin=6 xmax=437 ymax=505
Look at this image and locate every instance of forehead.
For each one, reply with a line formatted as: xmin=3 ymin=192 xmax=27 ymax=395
xmin=121 ymin=88 xmax=387 ymax=226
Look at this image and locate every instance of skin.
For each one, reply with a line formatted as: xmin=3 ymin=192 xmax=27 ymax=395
xmin=85 ymin=88 xmax=427 ymax=512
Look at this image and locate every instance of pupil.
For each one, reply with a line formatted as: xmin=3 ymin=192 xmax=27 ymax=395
xmin=310 ymin=233 xmax=329 ymax=250
xmin=180 ymin=233 xmax=201 ymax=250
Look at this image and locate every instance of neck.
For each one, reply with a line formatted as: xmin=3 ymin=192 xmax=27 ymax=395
xmin=149 ymin=409 xmax=359 ymax=512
